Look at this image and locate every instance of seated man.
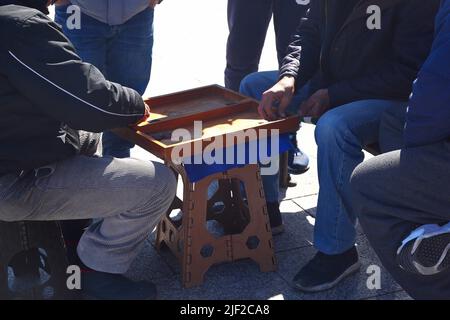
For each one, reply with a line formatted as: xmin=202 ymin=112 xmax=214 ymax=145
xmin=351 ymin=0 xmax=450 ymax=300
xmin=0 ymin=0 xmax=176 ymax=299
xmin=225 ymin=0 xmax=311 ymax=179
xmin=240 ymin=0 xmax=439 ymax=291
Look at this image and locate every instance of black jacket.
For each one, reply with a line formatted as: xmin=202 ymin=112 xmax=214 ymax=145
xmin=280 ymin=0 xmax=440 ymax=107
xmin=0 ymin=4 xmax=145 ymax=176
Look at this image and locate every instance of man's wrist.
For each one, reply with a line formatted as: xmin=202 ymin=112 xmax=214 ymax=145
xmin=280 ymin=75 xmax=296 ymax=89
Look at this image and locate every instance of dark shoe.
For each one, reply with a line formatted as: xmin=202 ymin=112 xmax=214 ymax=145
xmin=397 ymin=223 xmax=450 ymax=276
xmin=288 ymin=149 xmax=310 ymax=175
xmin=82 ymin=271 xmax=157 ymax=300
xmin=293 ymin=247 xmax=360 ymax=292
xmin=286 ymin=174 xmax=297 ymax=188
xmin=267 ymin=202 xmax=285 ymax=235
xmin=9 ymin=248 xmax=44 ymax=278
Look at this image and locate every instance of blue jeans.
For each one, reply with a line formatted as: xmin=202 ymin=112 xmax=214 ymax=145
xmin=240 ymin=71 xmax=408 ymax=254
xmin=240 ymin=71 xmax=310 ymax=202
xmin=55 ymin=6 xmax=154 ymax=158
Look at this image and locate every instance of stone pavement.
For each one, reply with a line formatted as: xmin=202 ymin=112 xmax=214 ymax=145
xmin=50 ymin=1 xmax=410 ymax=300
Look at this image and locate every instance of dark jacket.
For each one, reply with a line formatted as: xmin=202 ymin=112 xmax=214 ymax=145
xmin=0 ymin=4 xmax=145 ymax=176
xmin=404 ymin=0 xmax=450 ymax=147
xmin=280 ymin=0 xmax=440 ymax=107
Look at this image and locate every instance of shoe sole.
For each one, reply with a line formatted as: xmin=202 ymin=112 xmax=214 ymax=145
xmin=271 ymin=224 xmax=285 ymax=236
xmin=397 ymin=233 xmax=450 ymax=276
xmin=288 ymin=166 xmax=310 ymax=176
xmin=293 ymin=261 xmax=361 ymax=293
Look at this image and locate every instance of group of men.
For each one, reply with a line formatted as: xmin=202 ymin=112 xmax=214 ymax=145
xmin=0 ymin=0 xmax=449 ymax=300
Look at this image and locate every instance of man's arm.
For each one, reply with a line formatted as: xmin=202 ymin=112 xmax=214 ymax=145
xmin=327 ymin=0 xmax=439 ymax=107
xmin=259 ymin=1 xmax=321 ymax=120
xmin=278 ymin=0 xmax=321 ymax=87
xmin=3 ymin=11 xmax=146 ymax=133
xmin=404 ymin=33 xmax=450 ymax=147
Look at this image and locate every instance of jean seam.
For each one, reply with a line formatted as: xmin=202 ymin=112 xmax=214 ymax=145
xmin=336 ymin=117 xmax=375 ymax=252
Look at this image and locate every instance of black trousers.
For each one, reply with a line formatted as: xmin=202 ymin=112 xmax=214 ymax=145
xmin=225 ymin=0 xmax=310 ymax=91
xmin=351 ymin=108 xmax=450 ymax=299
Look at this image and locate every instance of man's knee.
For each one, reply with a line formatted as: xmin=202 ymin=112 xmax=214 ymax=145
xmin=350 ymin=156 xmax=389 ymax=219
xmin=153 ymin=162 xmax=177 ymax=202
xmin=129 ymin=161 xmax=177 ymax=218
xmin=314 ymin=109 xmax=349 ymax=147
xmin=239 ymin=72 xmax=262 ymax=96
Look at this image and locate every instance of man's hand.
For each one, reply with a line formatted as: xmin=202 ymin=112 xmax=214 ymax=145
xmin=299 ymin=89 xmax=331 ymax=118
xmin=149 ymin=0 xmax=161 ymax=8
xmin=136 ymin=102 xmax=151 ymax=124
xmin=258 ymin=76 xmax=295 ymax=121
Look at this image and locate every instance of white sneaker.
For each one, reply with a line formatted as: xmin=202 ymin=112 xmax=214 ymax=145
xmin=288 ymin=149 xmax=310 ymax=175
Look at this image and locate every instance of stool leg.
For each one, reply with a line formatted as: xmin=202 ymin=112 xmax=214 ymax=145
xmin=229 ymin=165 xmax=277 ymax=272
xmin=181 ymin=176 xmax=219 ymax=288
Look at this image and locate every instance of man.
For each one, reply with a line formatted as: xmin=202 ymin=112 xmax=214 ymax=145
xmin=0 ymin=0 xmax=176 ymax=299
xmin=53 ymin=0 xmax=160 ymax=275
xmin=351 ymin=0 xmax=450 ymax=300
xmin=241 ymin=0 xmax=439 ymax=292
xmin=226 ymin=0 xmax=311 ymax=180
xmin=55 ymin=0 xmax=160 ymax=159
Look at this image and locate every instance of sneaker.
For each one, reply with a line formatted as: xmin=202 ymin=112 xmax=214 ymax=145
xmin=267 ymin=202 xmax=285 ymax=235
xmin=288 ymin=149 xmax=310 ymax=175
xmin=397 ymin=223 xmax=450 ymax=276
xmin=293 ymin=247 xmax=361 ymax=292
xmin=82 ymin=271 xmax=157 ymax=300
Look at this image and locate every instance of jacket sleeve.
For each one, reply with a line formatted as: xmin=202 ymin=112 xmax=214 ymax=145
xmin=4 ymin=11 xmax=145 ymax=133
xmin=279 ymin=0 xmax=321 ymax=89
xmin=404 ymin=26 xmax=450 ymax=147
xmin=328 ymin=0 xmax=438 ymax=107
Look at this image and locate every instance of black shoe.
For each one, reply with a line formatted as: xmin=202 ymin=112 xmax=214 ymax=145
xmin=293 ymin=247 xmax=360 ymax=292
xmin=286 ymin=174 xmax=297 ymax=188
xmin=397 ymin=223 xmax=450 ymax=276
xmin=82 ymin=272 xmax=157 ymax=300
xmin=267 ymin=202 xmax=285 ymax=235
xmin=9 ymin=248 xmax=44 ymax=278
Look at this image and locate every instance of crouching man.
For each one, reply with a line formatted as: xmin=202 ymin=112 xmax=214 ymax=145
xmin=0 ymin=0 xmax=176 ymax=299
xmin=242 ymin=0 xmax=440 ymax=292
xmin=351 ymin=0 xmax=450 ymax=300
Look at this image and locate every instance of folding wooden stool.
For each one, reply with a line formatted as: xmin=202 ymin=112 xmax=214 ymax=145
xmin=116 ymin=85 xmax=300 ymax=287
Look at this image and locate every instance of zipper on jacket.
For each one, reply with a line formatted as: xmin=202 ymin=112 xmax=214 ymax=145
xmin=319 ymin=0 xmax=328 ymax=74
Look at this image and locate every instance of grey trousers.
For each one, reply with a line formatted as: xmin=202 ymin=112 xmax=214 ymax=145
xmin=0 ymin=139 xmax=176 ymax=274
xmin=351 ymin=107 xmax=450 ymax=299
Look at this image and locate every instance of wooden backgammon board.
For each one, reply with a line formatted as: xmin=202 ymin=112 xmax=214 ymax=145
xmin=115 ymin=85 xmax=300 ymax=288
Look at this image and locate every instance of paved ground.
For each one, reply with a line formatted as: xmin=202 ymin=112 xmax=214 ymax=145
xmin=26 ymin=1 xmax=410 ymax=300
